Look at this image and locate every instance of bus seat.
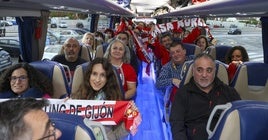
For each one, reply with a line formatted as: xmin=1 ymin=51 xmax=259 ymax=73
xmin=207 ymin=45 xmax=232 ymax=63
xmin=71 ymin=62 xmax=125 ymax=99
xmin=84 ymin=118 xmax=108 ymax=140
xmin=180 ymin=60 xmax=229 ymax=86
xmin=48 ymin=112 xmax=96 ymax=140
xmin=30 ymin=60 xmax=70 ymax=98
xmin=230 ymin=62 xmax=268 ymax=101
xmin=183 ymin=43 xmax=202 ymax=56
xmin=207 ymin=100 xmax=268 ymax=140
xmin=59 ymin=45 xmax=91 ymax=61
xmin=71 ymin=62 xmax=89 ymax=94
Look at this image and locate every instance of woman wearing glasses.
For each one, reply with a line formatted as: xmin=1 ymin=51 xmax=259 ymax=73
xmin=0 ymin=62 xmax=53 ymax=98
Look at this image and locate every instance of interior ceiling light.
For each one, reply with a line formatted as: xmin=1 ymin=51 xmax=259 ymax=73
xmin=235 ymin=12 xmax=247 ymax=16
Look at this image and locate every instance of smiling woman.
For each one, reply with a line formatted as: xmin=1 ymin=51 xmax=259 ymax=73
xmin=0 ymin=62 xmax=53 ymax=98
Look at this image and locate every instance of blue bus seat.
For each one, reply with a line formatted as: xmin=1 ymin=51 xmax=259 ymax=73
xmin=183 ymin=43 xmax=202 ymax=56
xmin=71 ymin=62 xmax=125 ymax=99
xmin=180 ymin=60 xmax=229 ymax=86
xmin=207 ymin=100 xmax=268 ymax=140
xmin=48 ymin=112 xmax=96 ymax=140
xmin=230 ymin=62 xmax=268 ymax=101
xmin=71 ymin=62 xmax=89 ymax=94
xmin=30 ymin=60 xmax=70 ymax=98
xmin=207 ymin=45 xmax=232 ymax=63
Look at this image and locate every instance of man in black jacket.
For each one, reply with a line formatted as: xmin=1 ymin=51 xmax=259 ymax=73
xmin=170 ymin=53 xmax=241 ymax=140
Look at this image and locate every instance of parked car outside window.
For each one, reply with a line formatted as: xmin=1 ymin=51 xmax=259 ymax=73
xmin=0 ymin=47 xmax=12 ymax=72
xmin=59 ymin=21 xmax=68 ymax=28
xmin=228 ymin=27 xmax=242 ymax=35
xmin=0 ymin=38 xmax=20 ymax=57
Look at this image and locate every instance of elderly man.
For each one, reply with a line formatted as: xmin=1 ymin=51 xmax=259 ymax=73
xmin=52 ymin=37 xmax=87 ymax=78
xmin=170 ymin=53 xmax=241 ymax=140
xmin=0 ymin=98 xmax=62 ymax=140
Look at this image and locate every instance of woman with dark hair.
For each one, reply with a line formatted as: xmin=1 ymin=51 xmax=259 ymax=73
xmin=0 ymin=63 xmax=53 ymax=98
xmin=194 ymin=35 xmax=209 ymax=52
xmin=71 ymin=57 xmax=123 ymax=100
xmin=225 ymin=45 xmax=249 ymax=82
xmin=70 ymin=57 xmax=129 ymax=139
xmin=104 ymin=28 xmax=115 ymax=42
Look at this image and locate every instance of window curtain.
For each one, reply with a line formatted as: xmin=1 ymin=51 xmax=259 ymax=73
xmin=38 ymin=10 xmax=50 ymax=60
xmin=16 ymin=11 xmax=49 ymax=62
xmin=16 ymin=17 xmax=36 ymax=62
xmin=261 ymin=17 xmax=268 ymax=64
xmin=90 ymin=14 xmax=99 ymax=33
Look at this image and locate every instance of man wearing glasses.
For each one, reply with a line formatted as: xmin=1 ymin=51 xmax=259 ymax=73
xmin=0 ymin=98 xmax=62 ymax=140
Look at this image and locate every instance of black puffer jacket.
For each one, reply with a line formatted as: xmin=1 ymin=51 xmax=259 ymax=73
xmin=170 ymin=77 xmax=241 ymax=140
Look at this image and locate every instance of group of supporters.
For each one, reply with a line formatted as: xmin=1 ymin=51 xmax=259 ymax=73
xmin=0 ymin=17 xmax=250 ymax=140
xmin=149 ymin=21 xmax=249 ymax=139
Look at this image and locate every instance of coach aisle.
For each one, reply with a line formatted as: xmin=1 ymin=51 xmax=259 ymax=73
xmin=127 ymin=61 xmax=172 ymax=140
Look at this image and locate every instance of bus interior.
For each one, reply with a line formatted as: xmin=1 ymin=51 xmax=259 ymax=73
xmin=0 ymin=0 xmax=268 ymax=140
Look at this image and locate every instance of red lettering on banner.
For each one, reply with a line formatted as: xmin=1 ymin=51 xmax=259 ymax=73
xmin=150 ymin=18 xmax=207 ymax=36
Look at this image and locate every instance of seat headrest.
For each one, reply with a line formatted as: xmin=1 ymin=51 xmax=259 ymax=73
xmin=30 ymin=60 xmax=55 ymax=79
xmin=244 ymin=62 xmax=268 ymax=86
xmin=183 ymin=43 xmax=202 ymax=56
xmin=207 ymin=100 xmax=268 ymax=140
xmin=48 ymin=112 xmax=96 ymax=140
xmin=30 ymin=60 xmax=70 ymax=98
xmin=207 ymin=45 xmax=232 ymax=63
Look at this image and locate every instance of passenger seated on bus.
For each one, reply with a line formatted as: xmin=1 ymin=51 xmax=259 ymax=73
xmin=172 ymin=27 xmax=184 ymax=42
xmin=182 ymin=26 xmax=207 ymax=44
xmin=81 ymin=32 xmax=96 ymax=61
xmin=148 ymin=32 xmax=172 ymax=67
xmin=0 ymin=63 xmax=53 ymax=98
xmin=0 ymin=98 xmax=62 ymax=140
xmin=70 ymin=57 xmax=128 ymax=140
xmin=225 ymin=46 xmax=249 ymax=82
xmin=104 ymin=39 xmax=137 ymax=100
xmin=95 ymin=31 xmax=112 ymax=58
xmin=104 ymin=28 xmax=115 ymax=43
xmin=156 ymin=42 xmax=194 ymax=104
xmin=51 ymin=37 xmax=87 ymax=80
xmin=194 ymin=35 xmax=209 ymax=52
xmin=116 ymin=31 xmax=140 ymax=75
xmin=170 ymin=53 xmax=241 ymax=140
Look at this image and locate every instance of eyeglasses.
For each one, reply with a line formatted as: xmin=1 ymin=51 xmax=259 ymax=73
xmin=10 ymin=75 xmax=28 ymax=83
xmin=38 ymin=122 xmax=56 ymax=140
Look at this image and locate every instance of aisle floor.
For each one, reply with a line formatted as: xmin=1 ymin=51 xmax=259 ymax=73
xmin=128 ymin=62 xmax=172 ymax=140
